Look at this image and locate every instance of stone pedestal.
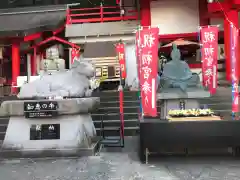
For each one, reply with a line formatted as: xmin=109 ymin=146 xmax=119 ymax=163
xmin=0 ymin=97 xmax=100 ymax=158
xmin=157 ymin=88 xmax=210 ymax=119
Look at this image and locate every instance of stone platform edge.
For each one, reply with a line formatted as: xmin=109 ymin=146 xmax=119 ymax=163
xmin=0 ymin=97 xmax=100 ymax=117
xmin=157 ymin=87 xmax=210 ymax=100
xmin=0 ymin=140 xmax=100 ymax=159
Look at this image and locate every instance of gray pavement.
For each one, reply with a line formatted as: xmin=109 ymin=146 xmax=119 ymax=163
xmin=1 ymin=152 xmax=240 ymax=180
xmin=1 ymin=135 xmax=240 ymax=180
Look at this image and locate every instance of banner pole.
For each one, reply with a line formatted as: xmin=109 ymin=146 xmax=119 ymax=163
xmin=198 ymin=27 xmax=205 ymax=87
xmin=230 ymin=24 xmax=235 ymax=119
xmin=137 ymin=26 xmax=144 ymax=119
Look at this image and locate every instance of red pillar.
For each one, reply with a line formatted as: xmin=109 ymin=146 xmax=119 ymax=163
xmin=199 ymin=0 xmax=209 ymax=26
xmin=224 ymin=10 xmax=238 ymax=81
xmin=140 ymin=0 xmax=151 ymax=27
xmin=31 ymin=47 xmax=37 ymax=76
xmin=11 ymin=42 xmax=20 ymax=94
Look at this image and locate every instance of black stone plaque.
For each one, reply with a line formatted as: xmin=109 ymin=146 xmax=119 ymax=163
xmin=24 ymin=101 xmax=58 ymax=118
xmin=179 ymin=100 xmax=185 ymax=110
xmin=30 ymin=124 xmax=60 ymax=140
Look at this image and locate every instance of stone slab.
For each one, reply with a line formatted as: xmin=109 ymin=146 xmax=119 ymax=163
xmin=0 ymin=97 xmax=100 ymax=117
xmin=160 ymin=99 xmax=200 ymax=119
xmin=0 ymin=142 xmax=100 ymax=159
xmin=157 ymin=88 xmax=210 ymax=100
xmin=1 ymin=114 xmax=98 ymax=158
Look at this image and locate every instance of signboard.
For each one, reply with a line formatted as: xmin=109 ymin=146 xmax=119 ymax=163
xmin=116 ymin=43 xmax=126 ymax=79
xmin=230 ymin=25 xmax=239 ymax=113
xmin=24 ymin=101 xmax=58 ymax=118
xmin=138 ymin=27 xmax=159 ymax=117
xmin=200 ymin=26 xmax=219 ymax=95
xmin=71 ymin=48 xmax=80 ymax=64
xmin=30 ymin=124 xmax=60 ymax=140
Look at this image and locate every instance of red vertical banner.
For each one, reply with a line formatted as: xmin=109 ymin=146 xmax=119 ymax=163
xmin=71 ymin=48 xmax=80 ymax=64
xmin=138 ymin=27 xmax=159 ymax=117
xmin=230 ymin=25 xmax=239 ymax=113
xmin=116 ymin=43 xmax=126 ymax=79
xmin=200 ymin=26 xmax=218 ymax=95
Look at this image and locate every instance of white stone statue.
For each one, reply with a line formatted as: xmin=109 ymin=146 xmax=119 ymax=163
xmin=18 ymin=61 xmax=95 ymax=98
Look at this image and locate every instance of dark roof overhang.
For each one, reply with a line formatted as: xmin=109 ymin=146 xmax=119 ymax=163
xmin=0 ymin=4 xmax=68 ymax=37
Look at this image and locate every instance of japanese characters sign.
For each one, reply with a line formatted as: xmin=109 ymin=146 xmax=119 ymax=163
xmin=24 ymin=101 xmax=58 ymax=118
xmin=138 ymin=27 xmax=159 ymax=117
xmin=230 ymin=25 xmax=239 ymax=113
xmin=71 ymin=48 xmax=80 ymax=64
xmin=116 ymin=43 xmax=126 ymax=79
xmin=200 ymin=26 xmax=219 ymax=94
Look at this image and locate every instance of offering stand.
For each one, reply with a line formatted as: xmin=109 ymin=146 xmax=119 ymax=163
xmin=138 ymin=45 xmax=240 ymax=163
xmin=139 ymin=87 xmax=240 ymax=163
xmin=139 ymin=117 xmax=240 ymax=163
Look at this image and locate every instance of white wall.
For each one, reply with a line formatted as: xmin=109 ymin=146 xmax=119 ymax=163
xmin=150 ymin=0 xmax=199 ymax=34
xmin=125 ymin=43 xmax=138 ymax=87
xmin=210 ymin=13 xmax=240 ymax=31
xmin=210 ymin=18 xmax=224 ymax=31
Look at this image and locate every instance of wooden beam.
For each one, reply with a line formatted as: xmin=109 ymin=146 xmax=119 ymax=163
xmin=203 ymin=12 xmax=225 ymax=19
xmin=24 ymin=32 xmax=42 ymax=42
xmin=208 ymin=1 xmax=231 ymax=13
xmin=232 ymin=0 xmax=240 ymax=5
xmin=232 ymin=0 xmax=240 ymax=8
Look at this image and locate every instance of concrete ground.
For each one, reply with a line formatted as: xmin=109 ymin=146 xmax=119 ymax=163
xmin=1 ymin=151 xmax=240 ymax=180
xmin=0 ymin=87 xmax=239 ymax=180
xmin=1 ymin=137 xmax=240 ymax=180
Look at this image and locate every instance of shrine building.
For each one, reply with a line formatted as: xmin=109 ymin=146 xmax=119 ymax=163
xmin=0 ymin=0 xmax=238 ymax=94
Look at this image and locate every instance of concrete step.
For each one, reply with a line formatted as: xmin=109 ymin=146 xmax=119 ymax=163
xmin=96 ymin=126 xmax=139 ymax=136
xmin=93 ymin=91 xmax=139 ymax=98
xmin=97 ymin=106 xmax=139 ymax=114
xmin=93 ymin=119 xmax=139 ymax=129
xmin=0 ymin=117 xmax=9 ymax=125
xmin=92 ymin=112 xmax=139 ymax=121
xmin=0 ymin=124 xmax=8 ymax=132
xmin=100 ymin=100 xmax=163 ymax=108
xmin=100 ymin=96 xmax=139 ymax=102
xmin=0 ymin=132 xmax=6 ymax=140
xmin=0 ymin=117 xmax=9 ymax=141
xmin=100 ymin=100 xmax=140 ymax=107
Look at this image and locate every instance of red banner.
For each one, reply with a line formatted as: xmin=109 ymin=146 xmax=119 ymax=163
xmin=231 ymin=26 xmax=239 ymax=113
xmin=200 ymin=26 xmax=218 ymax=95
xmin=138 ymin=27 xmax=159 ymax=117
xmin=71 ymin=48 xmax=80 ymax=64
xmin=116 ymin=43 xmax=126 ymax=79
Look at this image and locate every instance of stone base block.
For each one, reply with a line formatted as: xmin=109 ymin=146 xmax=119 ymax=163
xmin=157 ymin=87 xmax=210 ymax=100
xmin=1 ymin=114 xmax=99 ymax=158
xmin=160 ymin=99 xmax=200 ymax=119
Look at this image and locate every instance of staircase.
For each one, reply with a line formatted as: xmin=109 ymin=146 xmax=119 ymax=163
xmin=0 ymin=117 xmax=9 ymax=144
xmin=0 ymin=96 xmax=18 ymax=146
xmin=92 ymin=91 xmax=140 ymax=138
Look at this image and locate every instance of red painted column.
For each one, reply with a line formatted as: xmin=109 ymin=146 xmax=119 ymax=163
xmin=31 ymin=47 xmax=37 ymax=76
xmin=140 ymin=0 xmax=151 ymax=27
xmin=224 ymin=10 xmax=238 ymax=81
xmin=11 ymin=42 xmax=20 ymax=94
xmin=199 ymin=0 xmax=209 ymax=26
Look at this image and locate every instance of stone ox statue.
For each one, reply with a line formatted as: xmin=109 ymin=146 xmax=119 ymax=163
xmin=18 ymin=61 xmax=94 ymax=98
xmin=160 ymin=44 xmax=200 ymax=91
